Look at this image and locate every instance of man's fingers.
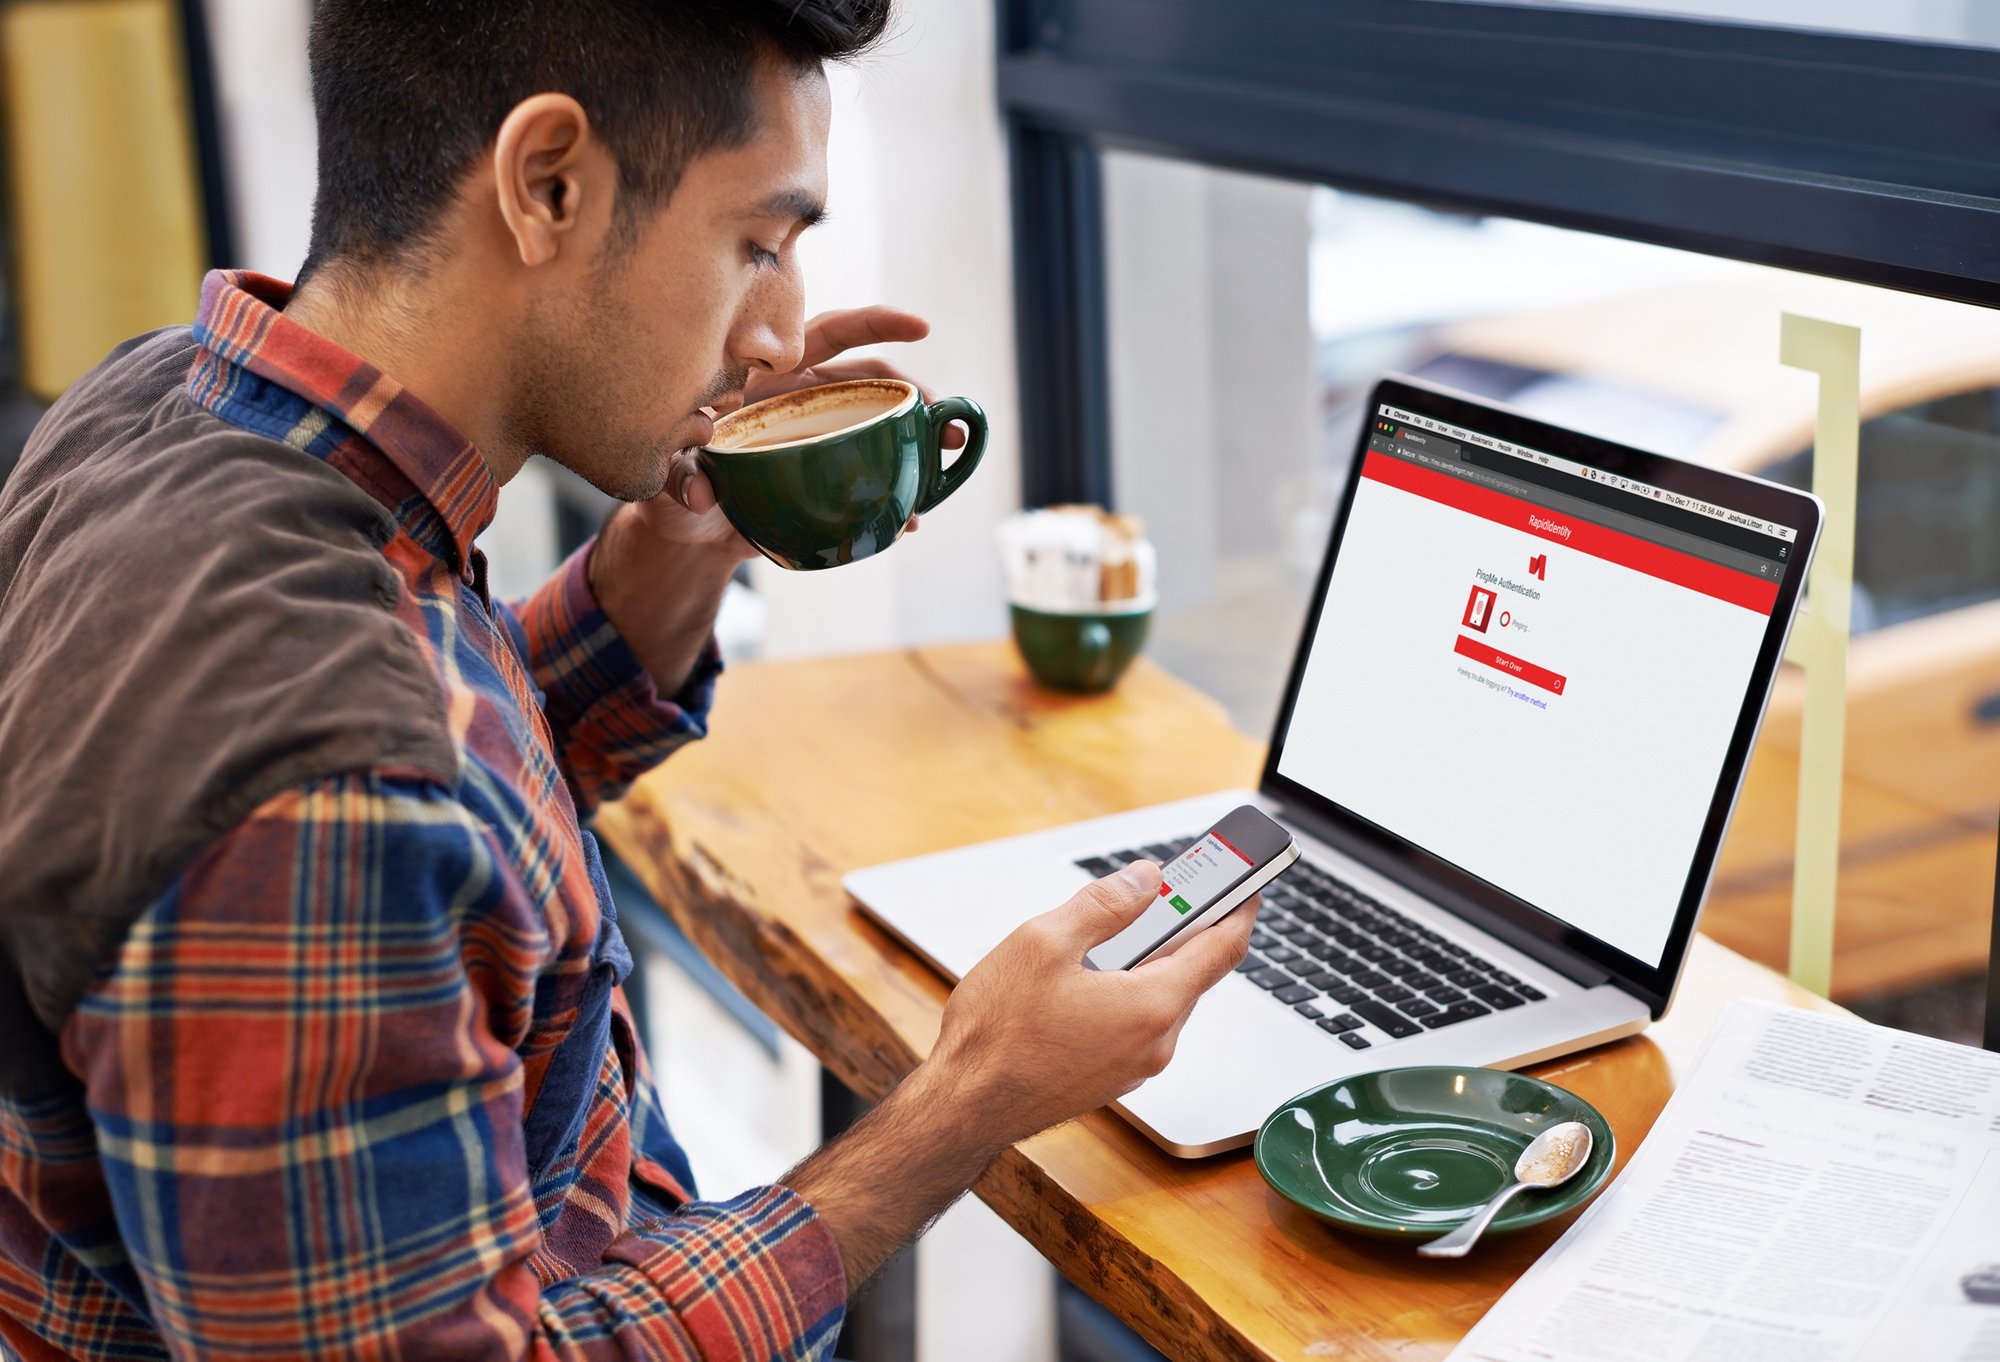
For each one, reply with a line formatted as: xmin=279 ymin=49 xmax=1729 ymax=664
xmin=807 ymin=358 xmax=903 ymax=383
xmin=1123 ymin=901 xmax=1259 ymax=1077
xmin=798 ymin=306 xmax=931 ymax=369
xmin=1134 ymin=894 xmax=1259 ymax=1000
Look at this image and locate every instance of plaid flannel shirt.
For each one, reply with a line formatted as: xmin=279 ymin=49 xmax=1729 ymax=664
xmin=0 ymin=272 xmax=845 ymax=1361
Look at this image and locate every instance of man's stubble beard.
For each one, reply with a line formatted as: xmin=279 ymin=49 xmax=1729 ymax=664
xmin=512 ymin=270 xmax=752 ymax=505
xmin=509 ymin=281 xmax=679 ymax=504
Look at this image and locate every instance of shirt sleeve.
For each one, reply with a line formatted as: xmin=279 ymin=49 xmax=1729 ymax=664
xmin=507 ymin=541 xmax=723 ymax=816
xmin=62 ymin=773 xmax=844 ymax=1362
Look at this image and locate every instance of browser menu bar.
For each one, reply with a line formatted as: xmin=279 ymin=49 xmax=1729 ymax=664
xmin=1380 ymin=404 xmax=1797 ymax=544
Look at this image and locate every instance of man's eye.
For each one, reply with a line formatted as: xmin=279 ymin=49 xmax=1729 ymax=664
xmin=747 ymin=242 xmax=781 ymax=269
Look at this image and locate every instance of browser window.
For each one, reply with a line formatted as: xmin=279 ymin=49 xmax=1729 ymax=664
xmin=1277 ymin=406 xmax=1791 ymax=965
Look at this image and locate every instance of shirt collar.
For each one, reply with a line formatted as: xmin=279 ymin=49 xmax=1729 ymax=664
xmin=187 ymin=269 xmax=498 ymax=569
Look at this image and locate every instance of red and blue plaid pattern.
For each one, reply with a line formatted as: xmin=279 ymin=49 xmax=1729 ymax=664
xmin=0 ymin=273 xmax=843 ymax=1361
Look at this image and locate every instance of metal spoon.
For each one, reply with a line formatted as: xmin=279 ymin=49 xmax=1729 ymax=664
xmin=1417 ymin=1121 xmax=1594 ymax=1258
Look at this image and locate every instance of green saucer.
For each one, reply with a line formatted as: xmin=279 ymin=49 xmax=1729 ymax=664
xmin=1254 ymin=1067 xmax=1614 ymax=1239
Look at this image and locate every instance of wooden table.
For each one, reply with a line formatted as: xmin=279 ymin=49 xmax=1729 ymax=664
xmin=595 ymin=642 xmax=1839 ymax=1362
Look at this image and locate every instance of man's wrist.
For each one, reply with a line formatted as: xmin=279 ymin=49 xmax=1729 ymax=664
xmin=582 ymin=504 xmax=740 ymax=697
xmin=782 ymin=1056 xmax=1012 ymax=1294
xmin=588 ymin=503 xmax=740 ymax=606
xmin=896 ymin=1048 xmax=1015 ymax=1169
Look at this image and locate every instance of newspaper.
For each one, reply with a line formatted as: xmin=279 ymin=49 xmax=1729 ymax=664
xmin=1450 ymin=998 xmax=2000 ymax=1362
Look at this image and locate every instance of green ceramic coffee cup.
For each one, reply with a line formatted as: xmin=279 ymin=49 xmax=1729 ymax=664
xmin=700 ymin=378 xmax=987 ymax=570
xmin=1010 ymin=600 xmax=1153 ymax=694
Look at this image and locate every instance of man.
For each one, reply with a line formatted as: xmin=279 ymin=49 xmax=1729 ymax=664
xmin=0 ymin=2 xmax=1253 ymax=1358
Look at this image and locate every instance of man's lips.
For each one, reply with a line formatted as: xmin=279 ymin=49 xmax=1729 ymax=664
xmin=686 ymin=410 xmax=716 ymax=449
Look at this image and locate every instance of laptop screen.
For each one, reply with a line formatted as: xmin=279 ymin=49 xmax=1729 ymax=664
xmin=1273 ymin=391 xmax=1804 ymax=972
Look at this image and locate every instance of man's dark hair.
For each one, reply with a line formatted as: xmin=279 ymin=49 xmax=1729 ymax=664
xmin=299 ymin=0 xmax=890 ymax=279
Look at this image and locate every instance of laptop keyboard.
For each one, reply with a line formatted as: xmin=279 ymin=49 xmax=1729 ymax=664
xmin=1075 ymin=840 xmax=1546 ymax=1050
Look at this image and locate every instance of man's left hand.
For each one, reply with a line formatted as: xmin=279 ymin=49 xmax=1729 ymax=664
xmin=631 ymin=304 xmax=951 ymax=556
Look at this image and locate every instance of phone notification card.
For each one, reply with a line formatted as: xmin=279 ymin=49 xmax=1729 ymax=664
xmin=1159 ymin=833 xmax=1255 ymax=916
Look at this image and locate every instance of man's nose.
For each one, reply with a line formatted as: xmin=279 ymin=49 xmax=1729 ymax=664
xmin=734 ymin=273 xmax=806 ymax=377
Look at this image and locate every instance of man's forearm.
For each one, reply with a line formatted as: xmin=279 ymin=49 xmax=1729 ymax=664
xmin=781 ymin=1059 xmax=1007 ymax=1294
xmin=587 ymin=505 xmax=743 ymax=695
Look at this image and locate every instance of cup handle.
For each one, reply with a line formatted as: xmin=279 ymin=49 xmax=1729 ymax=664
xmin=918 ymin=397 xmax=988 ymax=514
xmin=1078 ymin=619 xmax=1113 ymax=688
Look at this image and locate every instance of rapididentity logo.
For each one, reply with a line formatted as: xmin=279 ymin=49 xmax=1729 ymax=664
xmin=1528 ymin=553 xmax=1547 ymax=581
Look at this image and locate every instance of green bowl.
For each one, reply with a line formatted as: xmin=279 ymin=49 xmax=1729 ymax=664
xmin=1254 ymin=1066 xmax=1614 ymax=1240
xmin=1009 ymin=601 xmax=1152 ymax=694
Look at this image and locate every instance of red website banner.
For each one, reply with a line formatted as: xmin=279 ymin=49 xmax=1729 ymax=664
xmin=1362 ymin=452 xmax=1779 ymax=614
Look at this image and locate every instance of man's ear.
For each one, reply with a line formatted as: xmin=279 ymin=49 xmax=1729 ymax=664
xmin=491 ymin=93 xmax=607 ymax=268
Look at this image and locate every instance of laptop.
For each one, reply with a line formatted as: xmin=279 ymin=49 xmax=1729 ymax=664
xmin=847 ymin=376 xmax=1822 ymax=1156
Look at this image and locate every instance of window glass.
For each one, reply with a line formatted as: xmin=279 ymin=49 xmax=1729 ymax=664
xmin=1765 ymin=392 xmax=2000 ymax=631
xmin=1103 ymin=149 xmax=2000 ymax=1034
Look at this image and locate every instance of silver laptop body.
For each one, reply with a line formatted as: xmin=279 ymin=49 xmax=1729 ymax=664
xmin=848 ymin=377 xmax=1823 ymax=1156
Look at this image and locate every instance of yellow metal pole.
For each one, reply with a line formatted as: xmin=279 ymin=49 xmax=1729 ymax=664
xmin=1777 ymin=314 xmax=1860 ymax=997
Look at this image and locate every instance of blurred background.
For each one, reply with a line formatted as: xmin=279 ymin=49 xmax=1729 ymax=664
xmin=4 ymin=1 xmax=1998 ymax=1359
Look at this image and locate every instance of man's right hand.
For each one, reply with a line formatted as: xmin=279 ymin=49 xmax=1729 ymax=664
xmin=782 ymin=862 xmax=1254 ymax=1293
xmin=925 ymin=860 xmax=1257 ymax=1149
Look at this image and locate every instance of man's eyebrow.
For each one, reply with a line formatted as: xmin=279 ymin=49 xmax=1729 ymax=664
xmin=747 ymin=188 xmax=828 ymax=228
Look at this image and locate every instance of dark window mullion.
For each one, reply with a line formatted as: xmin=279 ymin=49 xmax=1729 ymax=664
xmin=1007 ymin=121 xmax=1112 ymax=508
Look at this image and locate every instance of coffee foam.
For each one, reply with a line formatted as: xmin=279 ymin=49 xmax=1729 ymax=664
xmin=709 ymin=381 xmax=915 ymax=452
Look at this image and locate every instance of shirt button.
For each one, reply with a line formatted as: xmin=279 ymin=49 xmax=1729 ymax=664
xmin=374 ymin=579 xmax=399 ymax=609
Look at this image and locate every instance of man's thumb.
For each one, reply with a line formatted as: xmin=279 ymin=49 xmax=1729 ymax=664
xmin=1068 ymin=860 xmax=1162 ymax=945
xmin=667 ymin=452 xmax=717 ymax=513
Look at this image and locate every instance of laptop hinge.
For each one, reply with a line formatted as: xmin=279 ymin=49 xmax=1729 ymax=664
xmin=1265 ymin=795 xmax=1616 ymax=992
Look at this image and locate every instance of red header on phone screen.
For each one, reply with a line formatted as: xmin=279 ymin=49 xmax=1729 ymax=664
xmin=1211 ymin=831 xmax=1253 ymax=865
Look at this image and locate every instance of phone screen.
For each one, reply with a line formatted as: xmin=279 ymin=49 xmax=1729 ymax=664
xmin=1155 ymin=832 xmax=1257 ymax=919
xmin=1086 ymin=809 xmax=1292 ymax=970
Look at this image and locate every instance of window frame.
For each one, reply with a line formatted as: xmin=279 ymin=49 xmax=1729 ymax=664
xmin=1000 ymin=0 xmax=2000 ymax=503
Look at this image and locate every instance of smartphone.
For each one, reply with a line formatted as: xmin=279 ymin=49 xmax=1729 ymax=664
xmin=1084 ymin=805 xmax=1300 ymax=971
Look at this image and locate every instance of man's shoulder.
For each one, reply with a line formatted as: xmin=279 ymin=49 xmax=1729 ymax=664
xmin=13 ymin=326 xmax=205 ymax=475
xmin=20 ymin=324 xmax=311 ymax=482
xmin=0 ymin=319 xmax=464 ymax=814
xmin=0 ymin=323 xmax=436 ymax=697
xmin=0 ymin=327 xmax=461 ymax=1097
